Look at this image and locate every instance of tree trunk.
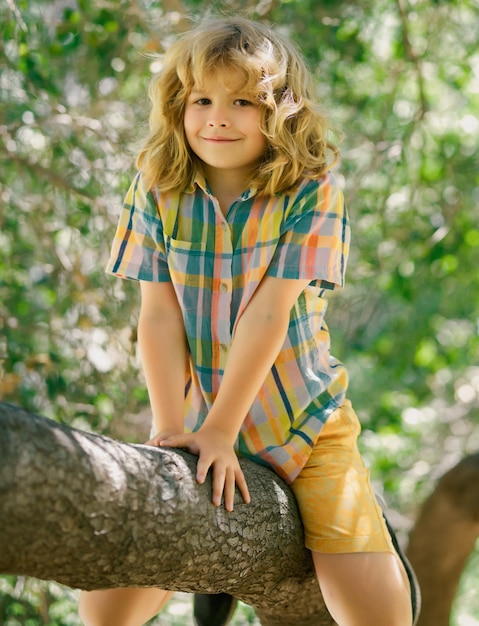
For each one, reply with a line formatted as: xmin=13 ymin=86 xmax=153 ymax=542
xmin=0 ymin=402 xmax=334 ymax=626
xmin=406 ymin=453 xmax=479 ymax=626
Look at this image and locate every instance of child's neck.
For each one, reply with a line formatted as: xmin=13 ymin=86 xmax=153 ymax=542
xmin=203 ymin=167 xmax=250 ymax=217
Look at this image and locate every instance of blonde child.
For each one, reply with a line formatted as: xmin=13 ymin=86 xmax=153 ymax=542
xmin=79 ymin=16 xmax=419 ymax=626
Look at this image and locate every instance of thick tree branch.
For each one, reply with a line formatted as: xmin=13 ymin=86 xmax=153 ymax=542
xmin=407 ymin=453 xmax=479 ymax=626
xmin=0 ymin=402 xmax=334 ymax=626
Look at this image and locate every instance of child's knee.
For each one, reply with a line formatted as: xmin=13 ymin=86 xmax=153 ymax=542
xmin=78 ymin=590 xmax=124 ymax=626
xmin=78 ymin=588 xmax=173 ymax=626
xmin=312 ymin=552 xmax=412 ymax=626
xmin=78 ymin=591 xmax=104 ymax=626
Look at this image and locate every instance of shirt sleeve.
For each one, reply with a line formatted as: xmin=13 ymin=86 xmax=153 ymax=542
xmin=105 ymin=172 xmax=171 ymax=282
xmin=265 ymin=173 xmax=350 ymax=290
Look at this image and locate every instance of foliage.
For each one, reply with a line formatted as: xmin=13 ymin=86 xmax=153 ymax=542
xmin=1 ymin=0 xmax=478 ymax=623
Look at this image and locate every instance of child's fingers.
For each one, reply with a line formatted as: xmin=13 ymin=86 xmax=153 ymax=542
xmin=161 ymin=433 xmax=250 ymax=511
xmin=235 ymin=468 xmax=251 ymax=505
xmin=238 ymin=476 xmax=251 ymax=505
xmin=158 ymin=434 xmax=184 ymax=447
xmin=144 ymin=435 xmax=161 ymax=447
xmin=196 ymin=453 xmax=213 ymax=485
xmin=211 ymin=464 xmax=227 ymax=508
xmin=159 ymin=433 xmax=197 ymax=452
xmin=145 ymin=430 xmax=186 ymax=447
xmin=222 ymin=468 xmax=237 ymax=512
xmin=224 ymin=470 xmax=249 ymax=511
xmin=210 ymin=464 xmax=250 ymax=512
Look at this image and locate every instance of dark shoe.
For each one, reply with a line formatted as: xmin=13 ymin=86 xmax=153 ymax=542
xmin=383 ymin=513 xmax=421 ymax=625
xmin=193 ymin=593 xmax=238 ymax=626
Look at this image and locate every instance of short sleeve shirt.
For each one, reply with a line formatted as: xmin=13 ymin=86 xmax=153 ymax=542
xmin=106 ymin=171 xmax=350 ymax=483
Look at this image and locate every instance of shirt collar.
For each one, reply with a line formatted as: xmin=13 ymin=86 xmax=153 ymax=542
xmin=185 ymin=170 xmax=258 ymax=201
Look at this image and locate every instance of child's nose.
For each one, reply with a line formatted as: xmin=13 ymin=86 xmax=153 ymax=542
xmin=207 ymin=108 xmax=231 ymax=128
xmin=207 ymin=119 xmax=230 ymax=128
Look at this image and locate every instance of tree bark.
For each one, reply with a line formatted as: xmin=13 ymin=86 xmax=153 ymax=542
xmin=406 ymin=453 xmax=479 ymax=626
xmin=0 ymin=402 xmax=334 ymax=626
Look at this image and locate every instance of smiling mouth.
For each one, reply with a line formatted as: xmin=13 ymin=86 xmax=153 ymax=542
xmin=203 ymin=137 xmax=238 ymax=142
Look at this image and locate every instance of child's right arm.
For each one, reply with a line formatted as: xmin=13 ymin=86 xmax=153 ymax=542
xmin=138 ymin=280 xmax=187 ymax=442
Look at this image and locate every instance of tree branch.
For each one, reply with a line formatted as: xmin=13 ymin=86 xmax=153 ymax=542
xmin=0 ymin=402 xmax=334 ymax=626
xmin=407 ymin=453 xmax=479 ymax=626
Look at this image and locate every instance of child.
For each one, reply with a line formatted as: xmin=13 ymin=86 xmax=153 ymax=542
xmin=79 ymin=16 xmax=419 ymax=626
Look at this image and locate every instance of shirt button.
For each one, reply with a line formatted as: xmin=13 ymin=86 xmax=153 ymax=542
xmin=220 ymin=282 xmax=229 ymax=292
xmin=222 ymin=223 xmax=229 ymax=232
xmin=220 ymin=344 xmax=228 ymax=352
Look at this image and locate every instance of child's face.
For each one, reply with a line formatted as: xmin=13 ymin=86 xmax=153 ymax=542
xmin=184 ymin=70 xmax=267 ymax=182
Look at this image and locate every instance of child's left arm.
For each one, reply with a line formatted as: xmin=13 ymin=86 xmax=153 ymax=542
xmin=160 ymin=275 xmax=310 ymax=511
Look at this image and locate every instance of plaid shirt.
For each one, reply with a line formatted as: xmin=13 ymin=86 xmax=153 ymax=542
xmin=106 ymin=171 xmax=350 ymax=483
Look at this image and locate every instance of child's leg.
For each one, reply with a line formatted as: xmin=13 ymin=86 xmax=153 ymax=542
xmin=290 ymin=401 xmax=418 ymax=626
xmin=313 ymin=551 xmax=412 ymax=626
xmin=79 ymin=587 xmax=174 ymax=626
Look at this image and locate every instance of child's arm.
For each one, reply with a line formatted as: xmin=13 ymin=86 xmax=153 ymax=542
xmin=160 ymin=275 xmax=310 ymax=511
xmin=138 ymin=280 xmax=188 ymax=441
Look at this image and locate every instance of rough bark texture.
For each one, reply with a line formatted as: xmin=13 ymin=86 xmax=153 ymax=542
xmin=406 ymin=453 xmax=479 ymax=626
xmin=0 ymin=402 xmax=334 ymax=626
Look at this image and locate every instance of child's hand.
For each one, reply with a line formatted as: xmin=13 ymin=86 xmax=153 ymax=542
xmin=158 ymin=427 xmax=250 ymax=512
xmin=145 ymin=429 xmax=183 ymax=447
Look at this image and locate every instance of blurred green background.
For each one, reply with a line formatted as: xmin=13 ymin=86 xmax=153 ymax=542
xmin=1 ymin=0 xmax=478 ymax=624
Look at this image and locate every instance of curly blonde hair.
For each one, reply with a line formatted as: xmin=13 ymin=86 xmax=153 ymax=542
xmin=137 ymin=16 xmax=339 ymax=195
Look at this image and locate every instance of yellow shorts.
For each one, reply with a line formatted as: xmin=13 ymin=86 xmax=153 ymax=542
xmin=290 ymin=400 xmax=395 ymax=554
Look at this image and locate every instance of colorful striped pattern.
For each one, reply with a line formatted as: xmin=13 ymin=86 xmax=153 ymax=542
xmin=106 ymin=171 xmax=350 ymax=483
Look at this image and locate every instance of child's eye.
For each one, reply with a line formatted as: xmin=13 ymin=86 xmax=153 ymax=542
xmin=195 ymin=98 xmax=211 ymax=106
xmin=235 ymin=99 xmax=254 ymax=107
